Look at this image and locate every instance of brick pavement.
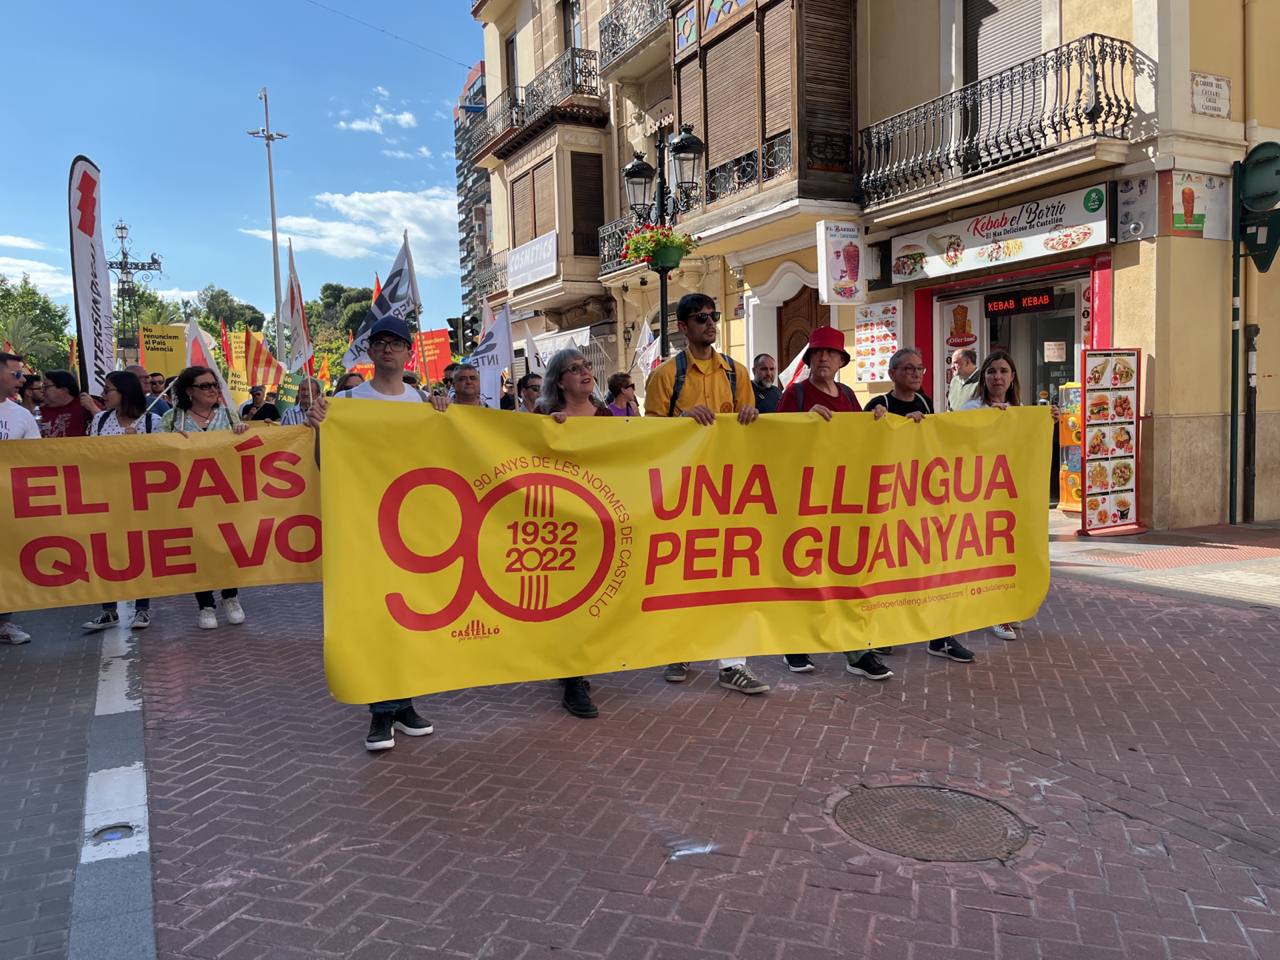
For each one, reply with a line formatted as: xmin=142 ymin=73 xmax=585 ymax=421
xmin=0 ymin=607 xmax=99 ymax=960
xmin=140 ymin=579 xmax=1280 ymax=960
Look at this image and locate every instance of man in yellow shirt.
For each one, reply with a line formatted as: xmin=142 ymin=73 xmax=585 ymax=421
xmin=644 ymin=293 xmax=768 ymax=695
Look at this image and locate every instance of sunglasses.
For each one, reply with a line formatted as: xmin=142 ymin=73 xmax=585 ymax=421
xmin=687 ymin=311 xmax=721 ymax=324
xmin=563 ymin=362 xmax=593 ymax=376
xmin=192 ymin=381 xmax=220 ymax=390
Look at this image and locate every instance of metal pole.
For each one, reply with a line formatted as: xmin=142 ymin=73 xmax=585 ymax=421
xmin=1230 ymin=162 xmax=1241 ymax=524
xmin=1244 ymin=323 xmax=1259 ymax=522
xmin=260 ymin=88 xmax=285 ymax=358
xmin=655 ymin=133 xmax=669 ymax=358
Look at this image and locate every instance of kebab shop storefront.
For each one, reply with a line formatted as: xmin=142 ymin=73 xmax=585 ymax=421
xmin=888 ymin=183 xmax=1116 ymax=413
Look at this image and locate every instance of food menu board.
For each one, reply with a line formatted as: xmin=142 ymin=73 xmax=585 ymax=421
xmin=1058 ymin=382 xmax=1082 ymax=513
xmin=1081 ymin=349 xmax=1141 ymax=533
xmin=852 ymin=300 xmax=901 ymax=383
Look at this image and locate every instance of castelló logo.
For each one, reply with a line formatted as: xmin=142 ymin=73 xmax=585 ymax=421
xmin=450 ymin=618 xmax=503 ymax=640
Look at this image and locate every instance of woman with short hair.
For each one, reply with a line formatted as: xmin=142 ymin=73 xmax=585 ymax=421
xmin=82 ymin=371 xmax=165 ymax=632
xmin=161 ymin=366 xmax=250 ymax=630
xmin=605 ymin=372 xmax=638 ymax=417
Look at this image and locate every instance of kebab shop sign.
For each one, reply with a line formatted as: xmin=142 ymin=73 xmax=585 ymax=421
xmin=0 ymin=429 xmax=322 ymax=612
xmin=891 ymin=184 xmax=1110 ymax=283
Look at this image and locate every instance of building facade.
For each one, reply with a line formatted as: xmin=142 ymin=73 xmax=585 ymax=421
xmin=469 ymin=0 xmax=1280 ymax=529
xmin=454 ymin=61 xmax=493 ymax=350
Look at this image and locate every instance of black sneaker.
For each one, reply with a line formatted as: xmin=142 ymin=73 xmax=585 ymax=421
xmin=783 ymin=654 xmax=815 ymax=673
xmin=392 ymin=706 xmax=433 ymax=737
xmin=927 ymin=637 xmax=975 ymax=663
xmin=718 ymin=665 xmax=770 ymax=695
xmin=562 ymin=678 xmax=599 ymax=718
xmin=664 ymin=662 xmax=689 ymax=683
xmin=365 ymin=714 xmax=396 ymax=751
xmin=82 ymin=611 xmax=119 ymax=632
xmin=846 ymin=652 xmax=893 ymax=681
xmin=130 ymin=610 xmax=152 ymax=630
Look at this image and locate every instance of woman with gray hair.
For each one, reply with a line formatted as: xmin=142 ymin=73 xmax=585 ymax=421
xmin=539 ymin=348 xmax=612 ymax=718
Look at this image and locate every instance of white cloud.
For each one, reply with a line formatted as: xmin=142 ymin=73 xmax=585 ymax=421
xmin=336 ymin=103 xmax=417 ymax=135
xmin=417 ymin=146 xmax=433 ymax=159
xmin=374 ymin=85 xmax=390 ymax=98
xmin=382 ymin=149 xmax=413 ymax=159
xmin=0 ymin=257 xmax=73 ymax=298
xmin=433 ymin=109 xmax=450 ymax=121
xmin=155 ymin=288 xmax=201 ymax=302
xmin=239 ymin=187 xmax=460 ymax=277
xmin=0 ymin=235 xmax=47 ymax=251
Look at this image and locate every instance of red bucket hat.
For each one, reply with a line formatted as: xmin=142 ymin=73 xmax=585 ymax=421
xmin=803 ymin=325 xmax=851 ymax=366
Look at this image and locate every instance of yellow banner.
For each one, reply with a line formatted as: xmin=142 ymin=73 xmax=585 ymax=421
xmin=0 ymin=429 xmax=320 ymax=611
xmin=226 ymin=332 xmax=251 ymax=407
xmin=138 ymin=324 xmax=187 ymax=378
xmin=321 ymin=403 xmax=1052 ymax=703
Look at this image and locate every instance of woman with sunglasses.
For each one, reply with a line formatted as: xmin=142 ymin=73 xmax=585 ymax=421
xmin=161 ymin=366 xmax=251 ymax=630
xmin=82 ymin=371 xmax=166 ymax=632
xmin=541 ymin=349 xmax=612 ymax=718
xmin=605 ymin=372 xmax=639 ymax=417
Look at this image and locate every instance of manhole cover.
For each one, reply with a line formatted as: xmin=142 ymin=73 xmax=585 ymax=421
xmin=832 ymin=786 xmax=1029 ymax=862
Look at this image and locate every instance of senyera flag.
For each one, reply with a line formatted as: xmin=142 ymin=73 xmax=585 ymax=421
xmin=244 ymin=329 xmax=286 ymax=390
xmin=342 ymin=231 xmax=420 ymax=368
xmin=67 ymin=156 xmax=114 ymax=394
xmin=282 ymin=239 xmax=313 ymax=374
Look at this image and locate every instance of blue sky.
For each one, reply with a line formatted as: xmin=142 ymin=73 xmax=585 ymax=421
xmin=0 ymin=1 xmax=483 ymax=331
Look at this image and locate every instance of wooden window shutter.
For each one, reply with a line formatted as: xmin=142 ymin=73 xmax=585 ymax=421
xmin=704 ymin=21 xmax=757 ymax=168
xmin=677 ymin=57 xmax=703 ymax=147
xmin=963 ymin=0 xmax=1041 ymax=83
xmin=762 ymin=1 xmax=791 ymax=138
xmin=512 ymin=173 xmax=533 ymax=246
xmin=570 ymin=152 xmax=604 ymax=256
xmin=533 ymin=159 xmax=556 ymax=238
xmin=801 ymin=0 xmax=854 ymax=170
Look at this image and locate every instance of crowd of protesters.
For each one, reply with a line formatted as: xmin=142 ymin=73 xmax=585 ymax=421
xmin=0 ymin=296 xmax=1047 ymax=749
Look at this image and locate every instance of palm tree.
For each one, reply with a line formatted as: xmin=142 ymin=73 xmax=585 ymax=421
xmin=0 ymin=313 xmax=59 ymax=360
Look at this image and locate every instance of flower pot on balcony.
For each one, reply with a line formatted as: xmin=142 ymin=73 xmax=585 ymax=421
xmin=649 ymin=244 xmax=685 ymax=270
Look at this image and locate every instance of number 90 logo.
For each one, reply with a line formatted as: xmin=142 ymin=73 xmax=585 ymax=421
xmin=377 ymin=469 xmax=616 ymax=630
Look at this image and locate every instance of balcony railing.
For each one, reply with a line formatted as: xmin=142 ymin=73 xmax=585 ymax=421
xmin=600 ymin=0 xmax=668 ymax=74
xmin=466 ymin=87 xmax=524 ymax=160
xmin=859 ymin=33 xmax=1154 ymax=206
xmin=598 ymin=216 xmax=633 ymax=275
xmin=474 ymin=250 xmax=508 ymax=297
xmin=523 ymin=48 xmax=601 ymax=126
xmin=704 ymin=131 xmax=794 ymax=204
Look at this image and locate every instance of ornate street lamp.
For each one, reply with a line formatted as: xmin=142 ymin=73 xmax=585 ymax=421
xmin=107 ymin=221 xmax=163 ymax=361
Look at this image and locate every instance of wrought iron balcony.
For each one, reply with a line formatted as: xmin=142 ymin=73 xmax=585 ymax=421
xmin=600 ymin=0 xmax=668 ymax=76
xmin=859 ymin=33 xmax=1154 ymax=206
xmin=474 ymin=249 xmax=508 ymax=297
xmin=466 ymin=87 xmax=524 ymax=161
xmin=704 ymin=131 xmax=794 ymax=204
xmin=598 ymin=216 xmax=633 ymax=275
xmin=523 ymin=47 xmax=602 ymax=126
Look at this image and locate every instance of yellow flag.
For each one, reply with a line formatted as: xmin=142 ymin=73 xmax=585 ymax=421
xmin=320 ymin=403 xmax=1052 ymax=703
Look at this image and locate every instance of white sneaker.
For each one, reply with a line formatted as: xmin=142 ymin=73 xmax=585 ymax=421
xmin=198 ymin=608 xmax=218 ymax=630
xmin=991 ymin=623 xmax=1017 ymax=641
xmin=223 ymin=598 xmax=245 ymax=625
xmin=0 ymin=621 xmax=31 ymax=645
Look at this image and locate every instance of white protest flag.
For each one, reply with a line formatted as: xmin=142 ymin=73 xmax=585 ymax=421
xmin=635 ymin=335 xmax=663 ymax=378
xmin=779 ymin=344 xmax=809 ymax=389
xmin=184 ymin=316 xmax=235 ymax=409
xmin=468 ymin=303 xmax=514 ymax=408
xmin=629 ymin=321 xmax=654 ymax=373
xmin=523 ymin=334 xmax=546 ymax=376
xmin=342 ymin=230 xmax=421 ymax=367
xmin=67 ymin=156 xmax=115 ymax=393
xmin=282 ymin=240 xmax=313 ymax=373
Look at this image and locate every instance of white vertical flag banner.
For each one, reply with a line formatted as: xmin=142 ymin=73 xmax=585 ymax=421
xmin=184 ymin=316 xmax=234 ymax=410
xmin=468 ymin=303 xmax=513 ymax=408
xmin=67 ymin=156 xmax=115 ymax=393
xmin=630 ymin=321 xmax=654 ymax=372
xmin=282 ymin=240 xmax=313 ymax=373
xmin=523 ymin=335 xmax=546 ymax=376
xmin=342 ymin=230 xmax=421 ymax=367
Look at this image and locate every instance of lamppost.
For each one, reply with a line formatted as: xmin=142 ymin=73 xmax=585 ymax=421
xmin=620 ymin=123 xmax=705 ymax=359
xmin=106 ymin=220 xmax=163 ymax=364
xmin=248 ymin=87 xmax=287 ymax=357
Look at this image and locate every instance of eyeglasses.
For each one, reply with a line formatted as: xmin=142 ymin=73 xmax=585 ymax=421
xmin=896 ymin=365 xmax=927 ymax=375
xmin=192 ymin=381 xmax=220 ymax=391
xmin=369 ymin=338 xmax=408 ymax=351
xmin=687 ymin=311 xmax=721 ymax=324
xmin=563 ymin=362 xmax=593 ymax=376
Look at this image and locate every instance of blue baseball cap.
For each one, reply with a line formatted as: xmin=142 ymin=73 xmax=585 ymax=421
xmin=367 ymin=316 xmax=413 ymax=344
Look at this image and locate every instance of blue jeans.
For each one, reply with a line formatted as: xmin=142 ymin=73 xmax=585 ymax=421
xmin=369 ymin=699 xmax=411 ymax=716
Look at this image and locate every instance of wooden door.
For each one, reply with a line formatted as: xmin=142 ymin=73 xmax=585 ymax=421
xmin=776 ymin=287 xmax=830 ymax=364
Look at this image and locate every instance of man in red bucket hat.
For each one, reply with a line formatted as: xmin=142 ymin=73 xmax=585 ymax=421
xmin=777 ymin=325 xmax=894 ymax=682
xmin=777 ymin=325 xmax=861 ymax=416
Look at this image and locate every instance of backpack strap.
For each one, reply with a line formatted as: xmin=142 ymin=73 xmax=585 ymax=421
xmin=722 ymin=353 xmax=737 ymax=399
xmin=839 ymin=383 xmax=857 ymax=407
xmin=795 ymin=381 xmax=805 ymax=410
xmin=95 ymin=411 xmax=112 ymax=434
xmin=144 ymin=413 xmax=153 ymax=434
xmin=667 ymin=351 xmax=690 ymax=417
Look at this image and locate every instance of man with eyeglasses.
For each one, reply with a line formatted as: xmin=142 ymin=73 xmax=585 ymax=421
xmin=644 ymin=293 xmax=769 ymax=695
xmin=0 ymin=353 xmax=39 ymax=645
xmin=865 ymin=348 xmax=976 ymax=665
xmin=307 ymin=316 xmax=449 ymax=751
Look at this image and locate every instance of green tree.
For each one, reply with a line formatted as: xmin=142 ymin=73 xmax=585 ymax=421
xmin=0 ymin=275 xmax=71 ymax=372
xmin=197 ymin=285 xmax=266 ymax=333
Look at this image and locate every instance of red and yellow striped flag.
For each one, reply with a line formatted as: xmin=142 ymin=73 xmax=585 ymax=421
xmin=243 ymin=329 xmax=286 ymax=389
